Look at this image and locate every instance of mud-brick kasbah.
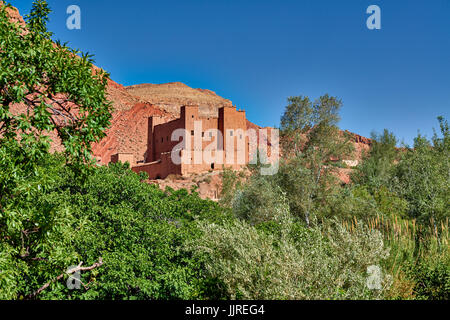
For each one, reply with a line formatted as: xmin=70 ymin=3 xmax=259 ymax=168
xmin=112 ymin=104 xmax=272 ymax=180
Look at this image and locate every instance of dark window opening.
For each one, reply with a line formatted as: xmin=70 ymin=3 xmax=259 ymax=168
xmin=211 ymin=163 xmax=215 ymax=170
xmin=191 ymin=130 xmax=194 ymax=136
xmin=230 ymin=131 xmax=233 ymax=136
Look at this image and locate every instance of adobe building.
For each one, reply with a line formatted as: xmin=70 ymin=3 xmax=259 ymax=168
xmin=112 ymin=105 xmax=253 ymax=179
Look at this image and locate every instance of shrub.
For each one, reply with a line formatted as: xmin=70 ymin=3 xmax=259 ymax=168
xmin=231 ymin=175 xmax=290 ymax=226
xmin=188 ymin=217 xmax=391 ymax=300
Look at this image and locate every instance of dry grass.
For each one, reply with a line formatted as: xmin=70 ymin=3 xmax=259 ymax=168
xmin=338 ymin=215 xmax=449 ymax=299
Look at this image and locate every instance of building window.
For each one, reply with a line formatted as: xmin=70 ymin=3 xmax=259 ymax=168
xmin=230 ymin=130 xmax=233 ymax=136
xmin=161 ymin=137 xmax=163 ymax=143
xmin=209 ymin=132 xmax=212 ymax=137
xmin=202 ymin=132 xmax=204 ymax=137
xmin=191 ymin=130 xmax=194 ymax=136
xmin=192 ymin=115 xmax=194 ymax=118
xmin=240 ymin=134 xmax=243 ymax=139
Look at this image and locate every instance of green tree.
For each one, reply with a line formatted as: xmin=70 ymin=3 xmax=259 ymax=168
xmin=0 ymin=1 xmax=111 ymax=299
xmin=280 ymin=94 xmax=340 ymax=134
xmin=278 ymin=94 xmax=353 ymax=225
xmin=392 ymin=117 xmax=449 ymax=224
xmin=352 ymin=129 xmax=398 ymax=191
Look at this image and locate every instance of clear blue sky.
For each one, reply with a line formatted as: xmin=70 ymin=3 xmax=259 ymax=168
xmin=11 ymin=0 xmax=450 ymax=145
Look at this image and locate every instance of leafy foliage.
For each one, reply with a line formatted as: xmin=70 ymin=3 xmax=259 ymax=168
xmin=0 ymin=0 xmax=112 ymax=200
xmin=231 ymin=175 xmax=290 ymax=226
xmin=392 ymin=120 xmax=449 ymax=223
xmin=404 ymin=254 xmax=450 ymax=300
xmin=189 ymin=217 xmax=391 ymax=300
xmin=278 ymin=94 xmax=354 ymax=225
xmin=352 ymin=117 xmax=449 ymax=224
xmin=352 ymin=129 xmax=398 ymax=191
xmin=1 ymin=158 xmax=228 ymax=299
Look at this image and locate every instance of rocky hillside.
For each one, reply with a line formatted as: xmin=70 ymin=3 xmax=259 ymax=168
xmin=126 ymin=82 xmax=233 ymax=118
xmin=90 ymin=81 xmax=172 ymax=164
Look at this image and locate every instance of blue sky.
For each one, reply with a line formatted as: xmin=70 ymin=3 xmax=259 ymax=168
xmin=11 ymin=0 xmax=450 ymax=145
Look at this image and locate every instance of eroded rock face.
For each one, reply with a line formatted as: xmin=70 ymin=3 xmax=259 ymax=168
xmin=91 ymin=102 xmax=169 ymax=165
xmin=346 ymin=131 xmax=372 ymax=163
xmin=125 ymin=82 xmax=233 ymax=118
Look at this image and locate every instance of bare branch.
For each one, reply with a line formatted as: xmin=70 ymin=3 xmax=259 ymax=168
xmin=27 ymin=258 xmax=103 ymax=299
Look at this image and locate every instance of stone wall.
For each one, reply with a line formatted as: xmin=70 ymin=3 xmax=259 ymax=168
xmin=131 ymin=152 xmax=181 ymax=179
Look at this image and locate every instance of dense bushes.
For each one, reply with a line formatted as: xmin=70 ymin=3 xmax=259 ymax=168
xmin=405 ymin=256 xmax=449 ymax=300
xmin=212 ymin=170 xmax=393 ymax=299
xmin=231 ymin=175 xmax=290 ymax=226
xmin=0 ymin=157 xmax=229 ymax=299
xmin=0 ymin=152 xmax=399 ymax=300
xmin=353 ymin=118 xmax=449 ymax=224
xmin=216 ymin=113 xmax=449 ymax=300
xmin=0 ymin=155 xmax=395 ymax=300
xmin=340 ymin=118 xmax=449 ymax=299
xmin=189 ymin=218 xmax=391 ymax=299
